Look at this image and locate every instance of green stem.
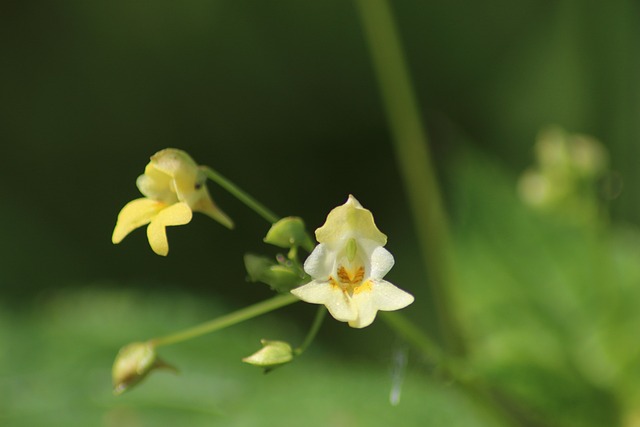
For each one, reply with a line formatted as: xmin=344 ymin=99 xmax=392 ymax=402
xmin=150 ymin=294 xmax=299 ymax=348
xmin=202 ymin=166 xmax=280 ymax=224
xmin=294 ymin=306 xmax=327 ymax=356
xmin=203 ymin=166 xmax=316 ymax=252
xmin=353 ymin=0 xmax=466 ymax=357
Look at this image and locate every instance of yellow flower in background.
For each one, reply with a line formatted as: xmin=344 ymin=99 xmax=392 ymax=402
xmin=291 ymin=195 xmax=414 ymax=328
xmin=112 ymin=148 xmax=233 ymax=256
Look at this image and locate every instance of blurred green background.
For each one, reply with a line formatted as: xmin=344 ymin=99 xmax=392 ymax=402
xmin=2 ymin=1 xmax=640 ymax=426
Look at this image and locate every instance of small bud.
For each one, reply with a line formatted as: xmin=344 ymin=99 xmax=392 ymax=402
xmin=244 ymin=253 xmax=306 ymax=293
xmin=264 ymin=217 xmax=313 ymax=249
xmin=242 ymin=339 xmax=294 ymax=371
xmin=112 ymin=342 xmax=174 ymax=395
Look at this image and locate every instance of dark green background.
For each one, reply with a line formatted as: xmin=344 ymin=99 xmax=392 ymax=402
xmin=2 ymin=1 xmax=638 ymax=299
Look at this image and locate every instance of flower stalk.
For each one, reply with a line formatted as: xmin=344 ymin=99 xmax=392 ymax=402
xmin=294 ymin=306 xmax=327 ymax=356
xmin=150 ymin=293 xmax=300 ymax=348
xmin=202 ymin=165 xmax=280 ymax=225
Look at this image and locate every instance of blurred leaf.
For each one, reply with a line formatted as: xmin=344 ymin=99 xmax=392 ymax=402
xmin=1 ymin=285 xmax=495 ymax=427
xmin=451 ymin=148 xmax=634 ymax=426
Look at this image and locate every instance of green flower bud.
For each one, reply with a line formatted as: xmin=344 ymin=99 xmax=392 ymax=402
xmin=242 ymin=339 xmax=294 ymax=371
xmin=264 ymin=217 xmax=313 ymax=249
xmin=244 ymin=253 xmax=307 ymax=293
xmin=112 ymin=342 xmax=174 ymax=395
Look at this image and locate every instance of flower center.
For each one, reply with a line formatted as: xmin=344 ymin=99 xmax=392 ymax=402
xmin=329 ymin=265 xmax=370 ymax=296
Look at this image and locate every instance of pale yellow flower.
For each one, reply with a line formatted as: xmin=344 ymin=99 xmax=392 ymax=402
xmin=291 ymin=195 xmax=414 ymax=328
xmin=112 ymin=148 xmax=233 ymax=256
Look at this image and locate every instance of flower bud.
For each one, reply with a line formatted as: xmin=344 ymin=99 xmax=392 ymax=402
xmin=242 ymin=339 xmax=294 ymax=371
xmin=264 ymin=217 xmax=313 ymax=249
xmin=112 ymin=342 xmax=174 ymax=395
xmin=244 ymin=253 xmax=307 ymax=293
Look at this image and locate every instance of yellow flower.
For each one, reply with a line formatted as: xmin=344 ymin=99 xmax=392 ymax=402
xmin=112 ymin=148 xmax=233 ymax=256
xmin=291 ymin=195 xmax=414 ymax=328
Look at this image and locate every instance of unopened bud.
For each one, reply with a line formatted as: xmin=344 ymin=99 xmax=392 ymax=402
xmin=242 ymin=339 xmax=294 ymax=371
xmin=112 ymin=342 xmax=174 ymax=395
xmin=264 ymin=217 xmax=313 ymax=249
xmin=244 ymin=253 xmax=306 ymax=293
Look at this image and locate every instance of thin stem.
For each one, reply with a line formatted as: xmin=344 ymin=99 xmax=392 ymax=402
xmin=353 ymin=0 xmax=466 ymax=357
xmin=150 ymin=294 xmax=299 ymax=348
xmin=294 ymin=306 xmax=327 ymax=356
xmin=202 ymin=166 xmax=280 ymax=224
xmin=203 ymin=165 xmax=316 ymax=252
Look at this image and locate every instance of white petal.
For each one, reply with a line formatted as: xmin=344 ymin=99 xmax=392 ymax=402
xmin=369 ymin=246 xmax=395 ymax=279
xmin=291 ymin=281 xmax=357 ymax=322
xmin=348 ymin=279 xmax=414 ymax=328
xmin=303 ymin=244 xmax=333 ymax=279
xmin=369 ymin=279 xmax=414 ymax=311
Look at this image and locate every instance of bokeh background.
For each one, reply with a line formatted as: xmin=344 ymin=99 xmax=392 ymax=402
xmin=2 ymin=1 xmax=639 ymax=426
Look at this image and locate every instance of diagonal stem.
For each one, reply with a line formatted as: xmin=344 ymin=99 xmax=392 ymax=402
xmin=202 ymin=165 xmax=280 ymax=224
xmin=150 ymin=294 xmax=300 ymax=348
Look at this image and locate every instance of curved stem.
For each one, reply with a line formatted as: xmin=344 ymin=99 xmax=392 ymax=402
xmin=294 ymin=306 xmax=327 ymax=356
xmin=150 ymin=294 xmax=299 ymax=348
xmin=202 ymin=166 xmax=280 ymax=224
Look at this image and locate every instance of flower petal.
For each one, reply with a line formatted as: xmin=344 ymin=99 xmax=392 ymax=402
xmin=136 ymin=166 xmax=178 ymax=204
xmin=112 ymin=198 xmax=166 ymax=244
xmin=189 ymin=184 xmax=234 ymax=229
xmin=143 ymin=150 xmax=234 ymax=229
xmin=146 ymin=202 xmax=193 ymax=256
xmin=291 ymin=281 xmax=357 ymax=322
xmin=303 ymin=244 xmax=333 ymax=280
xmin=149 ymin=148 xmax=198 ymax=179
xmin=369 ymin=246 xmax=395 ymax=279
xmin=149 ymin=149 xmax=201 ymax=204
xmin=348 ymin=279 xmax=414 ymax=328
xmin=315 ymin=195 xmax=387 ymax=247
